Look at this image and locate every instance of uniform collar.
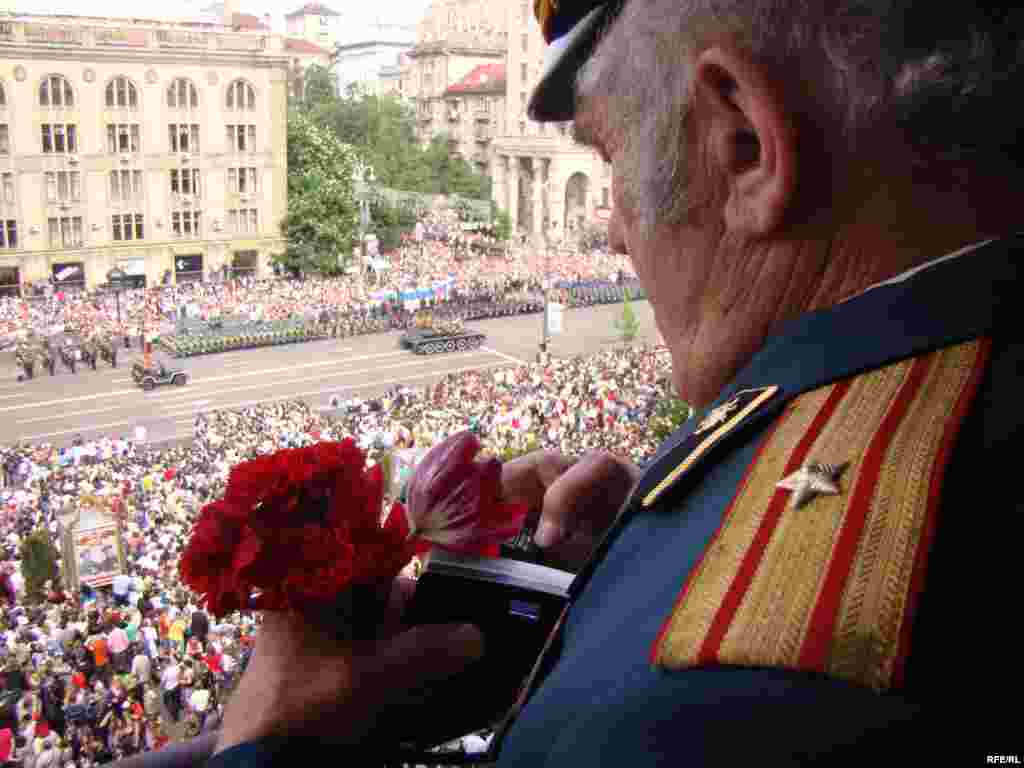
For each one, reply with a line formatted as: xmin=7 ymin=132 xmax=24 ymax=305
xmin=633 ymin=234 xmax=1021 ymax=507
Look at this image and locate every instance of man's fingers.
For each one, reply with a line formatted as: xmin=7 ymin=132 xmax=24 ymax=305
xmin=356 ymin=623 xmax=484 ymax=711
xmin=500 ymin=450 xmax=576 ymax=514
xmin=535 ymin=452 xmax=639 ymax=548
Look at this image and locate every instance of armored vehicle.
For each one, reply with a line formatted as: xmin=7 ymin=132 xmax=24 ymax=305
xmin=132 ymin=359 xmax=188 ymax=391
xmin=399 ymin=310 xmax=486 ymax=355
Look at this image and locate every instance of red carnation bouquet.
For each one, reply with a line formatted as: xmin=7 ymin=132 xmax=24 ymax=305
xmin=179 ymin=432 xmax=527 ymax=624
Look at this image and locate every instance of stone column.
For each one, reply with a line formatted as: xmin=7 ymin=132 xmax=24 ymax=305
xmin=492 ymin=154 xmax=506 ymax=212
xmin=531 ymin=159 xmax=543 ymax=239
xmin=510 ymin=156 xmax=520 ymax=234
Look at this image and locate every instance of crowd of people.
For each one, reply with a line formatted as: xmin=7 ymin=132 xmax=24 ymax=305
xmin=0 ymin=342 xmax=676 ymax=766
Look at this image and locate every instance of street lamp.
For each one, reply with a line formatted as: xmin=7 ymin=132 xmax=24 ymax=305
xmin=539 ymin=234 xmax=552 ymax=365
xmin=106 ymin=267 xmax=130 ymax=349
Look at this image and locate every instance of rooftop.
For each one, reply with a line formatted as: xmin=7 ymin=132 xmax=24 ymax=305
xmin=285 ymin=2 xmax=340 ymax=18
xmin=284 ymin=37 xmax=332 ymax=55
xmin=444 ymin=62 xmax=506 ymax=95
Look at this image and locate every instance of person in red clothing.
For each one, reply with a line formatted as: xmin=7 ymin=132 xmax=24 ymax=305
xmin=0 ymin=727 xmax=12 ymax=764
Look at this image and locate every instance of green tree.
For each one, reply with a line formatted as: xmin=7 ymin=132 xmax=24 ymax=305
xmin=278 ymin=110 xmax=359 ymax=275
xmin=493 ymin=208 xmax=513 ymax=241
xmin=614 ymin=286 xmax=641 ymax=342
xmin=650 ymin=397 xmax=694 ymax=442
xmin=19 ymin=529 xmax=59 ymax=604
xmin=301 ymin=64 xmax=339 ymax=111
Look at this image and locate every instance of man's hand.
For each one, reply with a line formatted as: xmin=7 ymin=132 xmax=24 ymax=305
xmin=501 ymin=450 xmax=641 ymax=570
xmin=213 ymin=579 xmax=484 ymax=756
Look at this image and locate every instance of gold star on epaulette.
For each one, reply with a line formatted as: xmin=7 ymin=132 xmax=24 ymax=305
xmin=776 ymin=462 xmax=849 ymax=509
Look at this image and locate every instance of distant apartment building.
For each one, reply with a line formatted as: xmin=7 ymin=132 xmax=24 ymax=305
xmin=284 ymin=2 xmax=340 ymax=52
xmin=407 ymin=0 xmax=510 ymax=148
xmin=442 ymin=63 xmax=505 ymax=176
xmin=490 ymin=0 xmax=611 ymax=243
xmin=0 ymin=8 xmax=288 ymax=294
xmin=333 ymin=22 xmax=414 ymax=97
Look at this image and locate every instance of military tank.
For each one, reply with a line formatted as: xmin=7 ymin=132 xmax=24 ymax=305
xmin=399 ymin=310 xmax=486 ymax=355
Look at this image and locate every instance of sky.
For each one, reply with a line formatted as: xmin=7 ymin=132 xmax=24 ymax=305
xmin=8 ymin=0 xmax=433 ymax=31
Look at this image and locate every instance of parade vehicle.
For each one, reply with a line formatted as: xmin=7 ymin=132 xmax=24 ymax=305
xmin=132 ymin=358 xmax=188 ymax=391
xmin=398 ymin=311 xmax=486 ymax=355
xmin=58 ymin=338 xmax=83 ymax=374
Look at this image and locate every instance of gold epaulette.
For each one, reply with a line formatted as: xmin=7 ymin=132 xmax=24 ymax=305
xmin=651 ymin=339 xmax=991 ymax=691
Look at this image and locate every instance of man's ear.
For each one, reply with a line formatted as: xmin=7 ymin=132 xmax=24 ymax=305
xmin=693 ymin=46 xmax=797 ymax=235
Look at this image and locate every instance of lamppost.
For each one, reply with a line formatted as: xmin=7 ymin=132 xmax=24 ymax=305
xmin=106 ymin=267 xmax=130 ymax=349
xmin=539 ymin=233 xmax=552 ymax=365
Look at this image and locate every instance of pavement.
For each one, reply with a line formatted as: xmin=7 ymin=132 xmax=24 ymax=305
xmin=0 ymin=301 xmax=660 ymax=447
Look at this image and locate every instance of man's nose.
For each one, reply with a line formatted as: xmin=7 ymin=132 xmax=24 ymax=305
xmin=608 ymin=206 xmax=628 ymax=255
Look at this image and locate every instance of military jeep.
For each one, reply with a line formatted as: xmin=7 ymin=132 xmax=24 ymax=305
xmin=131 ymin=359 xmax=188 ymax=391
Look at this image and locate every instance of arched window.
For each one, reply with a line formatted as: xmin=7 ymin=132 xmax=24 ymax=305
xmin=105 ymin=76 xmax=139 ymax=109
xmin=39 ymin=75 xmax=74 ymax=108
xmin=167 ymin=78 xmax=199 ymax=109
xmin=226 ymin=79 xmax=255 ymax=110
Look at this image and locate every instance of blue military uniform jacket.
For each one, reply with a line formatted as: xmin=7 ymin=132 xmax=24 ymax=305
xmin=210 ymin=235 xmax=1022 ymax=766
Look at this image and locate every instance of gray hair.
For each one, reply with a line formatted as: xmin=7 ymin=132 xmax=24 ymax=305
xmin=578 ymin=0 xmax=1024 ymax=235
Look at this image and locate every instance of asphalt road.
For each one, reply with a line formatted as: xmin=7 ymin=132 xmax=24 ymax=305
xmin=0 ymin=301 xmax=660 ymax=448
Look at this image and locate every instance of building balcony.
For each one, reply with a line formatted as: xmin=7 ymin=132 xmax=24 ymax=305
xmin=474 ymin=126 xmax=492 ymax=142
xmin=474 ymin=111 xmax=491 ymax=122
xmin=447 ymin=111 xmax=461 ymax=122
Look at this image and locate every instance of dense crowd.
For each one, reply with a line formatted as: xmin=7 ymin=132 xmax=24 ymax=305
xmin=0 ymin=343 xmax=675 ymax=766
xmin=1 ymin=214 xmax=633 ymax=349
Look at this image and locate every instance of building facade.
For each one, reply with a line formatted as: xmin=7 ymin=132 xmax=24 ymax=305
xmin=442 ymin=62 xmax=505 ymax=176
xmin=284 ymin=2 xmax=340 ymax=52
xmin=490 ymin=0 xmax=611 ymax=244
xmin=407 ymin=0 xmax=510 ymax=147
xmin=0 ymin=12 xmax=288 ymax=293
xmin=333 ymin=25 xmax=414 ymax=97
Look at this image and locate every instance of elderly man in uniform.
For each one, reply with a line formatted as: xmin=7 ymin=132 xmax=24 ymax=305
xmin=205 ymin=1 xmax=1020 ymax=766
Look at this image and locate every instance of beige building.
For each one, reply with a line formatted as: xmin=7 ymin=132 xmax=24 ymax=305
xmin=442 ymin=62 xmax=505 ymax=176
xmin=285 ymin=2 xmax=340 ymax=52
xmin=0 ymin=10 xmax=289 ymax=293
xmin=490 ymin=0 xmax=611 ymax=244
xmin=407 ymin=0 xmax=510 ymax=147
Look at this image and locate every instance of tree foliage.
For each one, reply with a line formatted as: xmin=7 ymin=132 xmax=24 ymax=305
xmin=614 ymin=287 xmax=641 ymax=342
xmin=278 ymin=109 xmax=360 ymax=275
xmin=493 ymin=209 xmax=513 ymax=241
xmin=303 ymin=86 xmax=492 ymax=200
xmin=19 ymin=529 xmax=59 ymax=604
xmin=651 ymin=396 xmax=694 ymax=443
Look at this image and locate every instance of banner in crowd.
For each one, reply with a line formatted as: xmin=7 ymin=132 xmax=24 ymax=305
xmin=73 ymin=523 xmax=122 ymax=589
xmin=369 ymin=276 xmax=456 ymax=305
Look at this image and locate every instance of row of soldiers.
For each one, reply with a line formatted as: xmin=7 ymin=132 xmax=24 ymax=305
xmin=13 ymin=329 xmax=120 ymax=380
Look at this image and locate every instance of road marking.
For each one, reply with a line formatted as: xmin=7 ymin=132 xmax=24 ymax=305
xmin=155 ymin=352 xmax=496 ymax=416
xmin=20 ymin=419 xmax=132 ymax=441
xmin=482 ymin=346 xmax=530 ymax=366
xmin=159 ymin=360 xmax=511 ymax=421
xmin=0 ymin=392 xmax=27 ymax=401
xmin=16 ymin=404 xmax=131 ymax=424
xmin=0 ymin=388 xmax=137 ymax=414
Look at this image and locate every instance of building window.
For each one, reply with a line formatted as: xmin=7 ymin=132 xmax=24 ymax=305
xmin=170 ymin=168 xmax=201 ymax=197
xmin=45 ymin=171 xmax=81 ymax=203
xmin=0 ymin=83 xmax=5 ymax=107
xmin=228 ymin=208 xmax=259 ymax=234
xmin=171 ymin=210 xmax=202 ymax=238
xmin=111 ymin=213 xmax=144 ymax=241
xmin=0 ymin=125 xmax=8 ymax=155
xmin=109 ymin=170 xmax=143 ymax=202
xmin=2 ymin=173 xmax=13 ymax=204
xmin=105 ymin=76 xmax=138 ymax=109
xmin=169 ymin=123 xmax=200 ymax=153
xmin=107 ymin=123 xmax=141 ymax=153
xmin=521 ymin=33 xmax=528 ymax=52
xmin=520 ymin=91 xmax=526 ymax=112
xmin=519 ymin=121 xmax=525 ymax=136
xmin=39 ymin=75 xmax=74 ymax=108
xmin=48 ymin=216 xmax=83 ymax=248
xmin=226 ymin=125 xmax=256 ymax=152
xmin=0 ymin=220 xmax=16 ymax=250
xmin=602 ymin=187 xmax=609 ymax=207
xmin=41 ymin=124 xmax=78 ymax=154
xmin=227 ymin=167 xmax=258 ymax=194
xmin=521 ymin=63 xmax=527 ymax=83
xmin=226 ymin=79 xmax=256 ymax=110
xmin=167 ymin=78 xmax=199 ymax=109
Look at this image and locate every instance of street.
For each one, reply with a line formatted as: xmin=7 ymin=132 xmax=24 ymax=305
xmin=0 ymin=301 xmax=659 ymax=447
